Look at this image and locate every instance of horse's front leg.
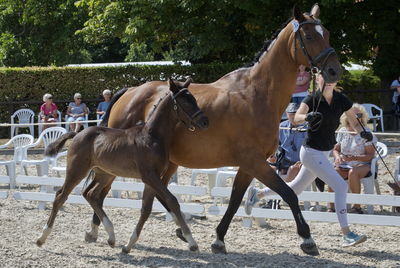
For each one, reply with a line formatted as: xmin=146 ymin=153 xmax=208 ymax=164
xmin=122 ymin=162 xmax=179 ymax=253
xmin=241 ymin=158 xmax=319 ymax=256
xmin=211 ymin=168 xmax=253 ymax=254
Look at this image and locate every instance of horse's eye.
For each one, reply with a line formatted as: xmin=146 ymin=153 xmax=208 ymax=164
xmin=305 ymin=34 xmax=312 ymax=40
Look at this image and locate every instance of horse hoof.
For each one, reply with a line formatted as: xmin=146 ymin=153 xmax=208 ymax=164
xmin=107 ymin=239 xmax=116 ymax=248
xmin=84 ymin=232 xmax=97 ymax=243
xmin=300 ymin=242 xmax=320 ymax=256
xmin=121 ymin=246 xmax=131 ymax=254
xmin=189 ymin=244 xmax=199 ymax=252
xmin=211 ymin=243 xmax=227 ymax=254
xmin=36 ymin=239 xmax=44 ymax=247
xmin=176 ymin=228 xmax=188 ymax=243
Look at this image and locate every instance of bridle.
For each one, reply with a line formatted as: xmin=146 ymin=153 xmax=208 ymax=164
xmin=293 ymin=19 xmax=336 ymax=131
xmin=171 ymin=88 xmax=204 ymax=131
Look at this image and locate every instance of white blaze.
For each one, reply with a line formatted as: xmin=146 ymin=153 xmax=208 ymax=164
xmin=315 ymin=25 xmax=324 ymax=38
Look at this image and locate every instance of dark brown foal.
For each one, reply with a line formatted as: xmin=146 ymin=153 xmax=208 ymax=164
xmin=36 ymin=79 xmax=209 ymax=253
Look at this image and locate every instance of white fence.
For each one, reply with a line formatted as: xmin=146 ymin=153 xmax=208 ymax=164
xmin=13 ymin=175 xmax=207 ymax=216
xmin=210 ymin=187 xmax=400 ymax=227
xmin=1 ymin=174 xmax=399 ymax=227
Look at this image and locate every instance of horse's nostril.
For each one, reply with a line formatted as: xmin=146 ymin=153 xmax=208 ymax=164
xmin=328 ymin=68 xmax=336 ymax=76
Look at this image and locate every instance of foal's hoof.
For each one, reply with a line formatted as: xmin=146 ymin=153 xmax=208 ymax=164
xmin=189 ymin=244 xmax=199 ymax=252
xmin=176 ymin=228 xmax=188 ymax=243
xmin=300 ymin=242 xmax=320 ymax=256
xmin=121 ymin=245 xmax=131 ymax=254
xmin=211 ymin=242 xmax=227 ymax=254
xmin=84 ymin=232 xmax=97 ymax=243
xmin=107 ymin=238 xmax=116 ymax=248
xmin=36 ymin=239 xmax=44 ymax=247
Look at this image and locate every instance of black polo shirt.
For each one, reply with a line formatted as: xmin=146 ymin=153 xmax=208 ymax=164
xmin=302 ymin=90 xmax=353 ymax=151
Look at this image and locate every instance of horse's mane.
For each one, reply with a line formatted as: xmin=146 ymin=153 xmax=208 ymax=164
xmin=245 ymin=17 xmax=293 ymax=67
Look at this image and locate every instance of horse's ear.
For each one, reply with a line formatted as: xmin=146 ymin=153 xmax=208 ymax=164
xmin=310 ymin=3 xmax=320 ymax=19
xmin=183 ymin=77 xmax=192 ymax=88
xmin=293 ymin=5 xmax=305 ymax=22
xmin=168 ymin=79 xmax=179 ymax=94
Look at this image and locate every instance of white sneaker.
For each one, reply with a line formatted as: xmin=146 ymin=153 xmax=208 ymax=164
xmin=244 ymin=187 xmax=259 ymax=215
xmin=342 ymin=231 xmax=367 ymax=247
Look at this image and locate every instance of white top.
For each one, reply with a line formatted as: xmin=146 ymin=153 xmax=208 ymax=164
xmin=336 ymin=126 xmax=377 ymax=167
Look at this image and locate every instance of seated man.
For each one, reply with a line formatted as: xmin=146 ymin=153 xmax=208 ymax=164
xmin=263 ymin=103 xmax=307 ymax=209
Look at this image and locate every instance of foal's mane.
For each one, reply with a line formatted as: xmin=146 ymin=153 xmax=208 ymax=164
xmin=246 ymin=17 xmax=293 ymax=67
xmin=146 ymin=92 xmax=170 ymax=123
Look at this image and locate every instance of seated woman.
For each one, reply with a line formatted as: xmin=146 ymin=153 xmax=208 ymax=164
xmin=66 ymin=93 xmax=89 ymax=132
xmin=40 ymin=93 xmax=58 ymax=131
xmin=96 ymin=89 xmax=112 ymax=120
xmin=330 ymin=103 xmax=377 ymax=214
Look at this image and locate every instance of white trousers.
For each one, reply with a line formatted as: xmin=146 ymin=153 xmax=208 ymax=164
xmin=262 ymin=145 xmax=349 ymax=228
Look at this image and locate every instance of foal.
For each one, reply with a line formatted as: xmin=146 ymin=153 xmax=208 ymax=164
xmin=36 ymin=79 xmax=209 ymax=253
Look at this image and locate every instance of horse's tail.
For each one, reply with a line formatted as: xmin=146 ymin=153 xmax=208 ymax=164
xmin=44 ymin=132 xmax=77 ymax=157
xmin=100 ymin=87 xmax=129 ymax=127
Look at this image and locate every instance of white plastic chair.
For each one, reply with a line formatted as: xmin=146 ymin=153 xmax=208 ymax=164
xmin=20 ymin=127 xmax=67 ymax=176
xmin=395 ymin=156 xmax=400 ymax=184
xmin=362 ymin=103 xmax=384 ymax=132
xmin=38 ymin=111 xmax=63 ymax=134
xmin=10 ymin=109 xmax=35 ymax=137
xmin=65 ymin=108 xmax=90 ymax=131
xmin=0 ymin=134 xmax=34 ymax=188
xmin=360 ymin=141 xmax=387 ymax=214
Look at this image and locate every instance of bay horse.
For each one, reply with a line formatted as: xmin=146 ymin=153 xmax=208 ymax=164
xmin=93 ymin=4 xmax=342 ymax=256
xmin=36 ymin=79 xmax=209 ymax=253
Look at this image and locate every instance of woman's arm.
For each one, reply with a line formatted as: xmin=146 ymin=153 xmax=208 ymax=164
xmin=342 ymin=145 xmax=375 ymax=163
xmin=332 ymin=143 xmax=344 ymax=166
xmin=294 ymin=102 xmax=309 ymax=125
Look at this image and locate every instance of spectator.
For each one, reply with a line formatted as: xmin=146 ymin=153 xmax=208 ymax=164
xmin=66 ymin=93 xmax=88 ymax=132
xmin=390 ymin=75 xmax=400 ymax=115
xmin=40 ymin=93 xmax=58 ymax=131
xmin=291 ymin=65 xmax=311 ymax=105
xmin=273 ymin=103 xmax=307 ymax=182
xmin=330 ymin=103 xmax=377 ymax=214
xmin=96 ymin=89 xmax=112 ymax=120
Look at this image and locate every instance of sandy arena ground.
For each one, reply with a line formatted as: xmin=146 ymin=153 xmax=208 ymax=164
xmin=0 ymin=136 xmax=399 ymax=267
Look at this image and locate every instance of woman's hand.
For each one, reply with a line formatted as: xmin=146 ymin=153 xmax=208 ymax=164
xmin=341 ymin=154 xmax=354 ymax=162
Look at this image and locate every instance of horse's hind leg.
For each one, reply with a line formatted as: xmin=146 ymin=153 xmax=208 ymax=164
xmin=122 ymin=163 xmax=178 ymax=253
xmin=143 ymin=171 xmax=198 ymax=252
xmin=83 ymin=174 xmax=115 ymax=247
xmin=36 ymin=167 xmax=89 ymax=246
xmin=211 ymin=168 xmax=253 ymax=254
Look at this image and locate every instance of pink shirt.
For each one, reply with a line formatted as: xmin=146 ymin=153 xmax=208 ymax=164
xmin=40 ymin=103 xmax=58 ymax=116
xmin=293 ymin=71 xmax=310 ymax=94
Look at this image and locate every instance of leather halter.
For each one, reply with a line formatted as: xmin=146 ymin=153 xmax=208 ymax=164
xmin=171 ymin=88 xmax=204 ymax=131
xmin=294 ymin=20 xmax=336 ymax=73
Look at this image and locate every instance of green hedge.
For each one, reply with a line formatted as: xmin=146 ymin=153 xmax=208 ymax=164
xmin=0 ymin=63 xmax=241 ymax=137
xmin=0 ymin=64 xmax=382 ymax=138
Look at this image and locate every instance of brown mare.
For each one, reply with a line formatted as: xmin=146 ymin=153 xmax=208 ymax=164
xmin=93 ymin=4 xmax=342 ymax=255
xmin=36 ymin=79 xmax=209 ymax=253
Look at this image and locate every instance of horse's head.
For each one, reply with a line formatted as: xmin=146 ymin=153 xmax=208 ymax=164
xmin=290 ymin=4 xmax=342 ymax=83
xmin=168 ymin=78 xmax=209 ymax=131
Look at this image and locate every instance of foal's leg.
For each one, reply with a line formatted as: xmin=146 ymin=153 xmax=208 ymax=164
xmin=240 ymin=158 xmax=318 ymax=256
xmin=84 ymin=172 xmax=116 ymax=243
xmin=83 ymin=176 xmax=115 ymax=247
xmin=126 ymin=170 xmax=198 ymax=253
xmin=211 ymin=168 xmax=253 ymax=254
xmin=122 ymin=163 xmax=177 ymax=253
xmin=36 ymin=166 xmax=90 ymax=246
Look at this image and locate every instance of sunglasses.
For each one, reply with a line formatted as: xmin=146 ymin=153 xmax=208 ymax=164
xmin=76 ymin=98 xmax=82 ymax=100
xmin=48 ymin=97 xmax=53 ymax=99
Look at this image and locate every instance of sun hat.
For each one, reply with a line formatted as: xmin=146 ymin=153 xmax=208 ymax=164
xmin=74 ymin=93 xmax=82 ymax=99
xmin=286 ymin=103 xmax=299 ymax=113
xmin=103 ymin=89 xmax=112 ymax=95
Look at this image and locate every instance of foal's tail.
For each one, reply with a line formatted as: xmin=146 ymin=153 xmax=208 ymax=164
xmin=100 ymin=87 xmax=129 ymax=127
xmin=44 ymin=132 xmax=77 ymax=157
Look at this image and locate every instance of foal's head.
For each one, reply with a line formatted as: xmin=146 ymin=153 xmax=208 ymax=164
xmin=290 ymin=4 xmax=342 ymax=83
xmin=168 ymin=78 xmax=209 ymax=131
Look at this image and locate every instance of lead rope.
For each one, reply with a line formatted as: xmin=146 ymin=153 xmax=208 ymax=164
xmin=355 ymin=115 xmax=398 ymax=184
